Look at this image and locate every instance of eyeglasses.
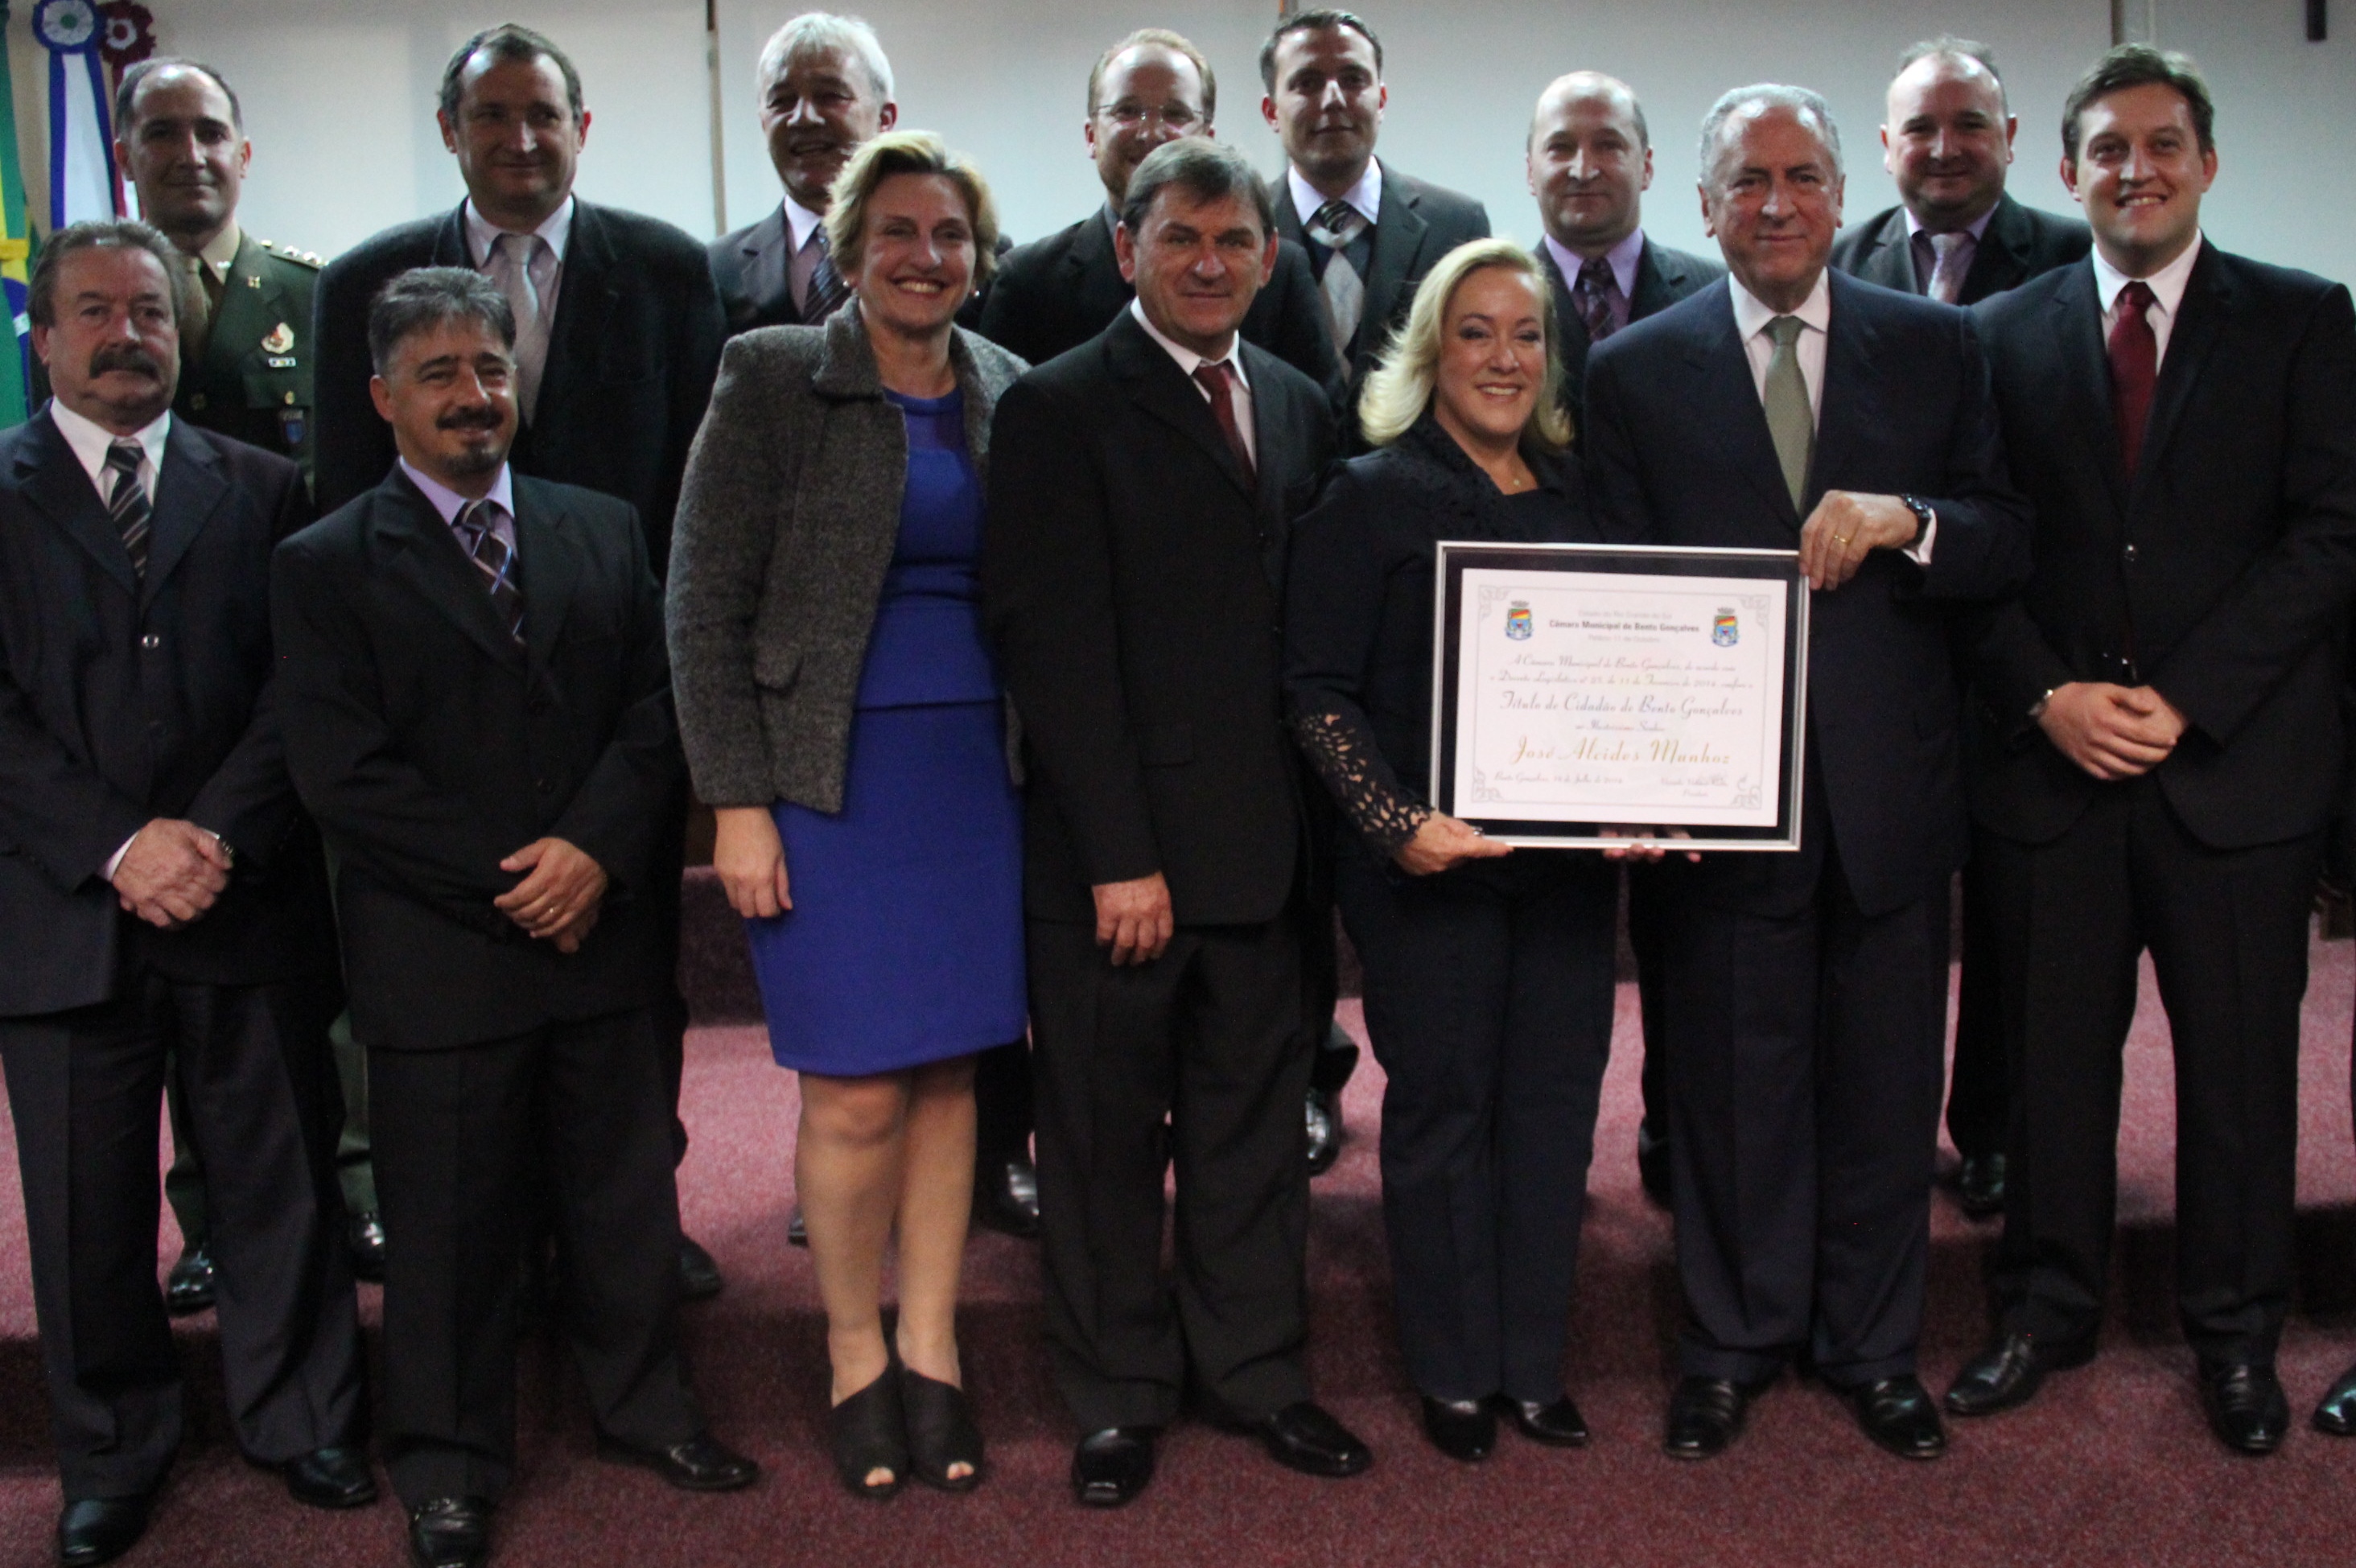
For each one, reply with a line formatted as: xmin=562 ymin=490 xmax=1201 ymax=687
xmin=1096 ymin=103 xmax=1200 ymax=131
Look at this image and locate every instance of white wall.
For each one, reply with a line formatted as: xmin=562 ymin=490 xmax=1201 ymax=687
xmin=101 ymin=2 xmax=2356 ymax=281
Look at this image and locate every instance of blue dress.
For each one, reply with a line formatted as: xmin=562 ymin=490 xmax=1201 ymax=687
xmin=744 ymin=388 xmax=1026 ymax=1074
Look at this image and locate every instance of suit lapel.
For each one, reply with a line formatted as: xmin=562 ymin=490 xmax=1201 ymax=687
xmin=537 ymin=200 xmax=617 ymax=430
xmin=1358 ymin=175 xmax=1428 ymax=354
xmin=1067 ymin=214 xmax=1135 ymax=335
xmin=1541 ymin=246 xmax=1593 ymax=370
xmin=377 ymin=471 xmax=530 ymax=669
xmin=1812 ymin=274 xmax=1884 ymax=511
xmin=743 ymin=205 xmax=796 ymax=324
xmin=1109 ymin=314 xmax=1254 ymax=500
xmin=1959 ymin=195 xmax=2031 ymax=301
xmin=2132 ymin=245 xmax=2229 ymax=494
xmin=2049 ymin=261 xmax=2129 ymax=516
xmin=15 ymin=412 xmax=138 ymax=597
xmin=196 ymin=232 xmax=280 ymax=386
xmin=140 ymin=423 xmax=230 ymax=603
xmin=432 ymin=206 xmax=471 ymax=266
xmin=512 ymin=480 xmax=579 ymax=672
xmin=1682 ymin=286 xmax=1798 ymax=525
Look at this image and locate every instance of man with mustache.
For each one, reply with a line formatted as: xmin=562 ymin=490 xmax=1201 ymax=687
xmin=0 ymin=220 xmax=366 ymax=1568
xmin=274 ymin=267 xmax=757 ymax=1568
xmin=105 ymin=53 xmax=386 ymax=1320
xmin=1830 ymin=37 xmax=2091 ymax=1224
xmin=311 ymin=21 xmax=727 ymax=1300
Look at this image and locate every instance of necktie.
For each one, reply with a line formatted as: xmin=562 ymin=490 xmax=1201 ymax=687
xmin=491 ymin=232 xmax=550 ymax=423
xmin=1192 ymin=360 xmax=1255 ymax=488
xmin=453 ymin=498 xmax=525 ymax=642
xmin=2108 ymin=280 xmax=2159 ymax=479
xmin=804 ymin=231 xmax=851 ymax=323
xmin=105 ymin=438 xmax=150 ymax=579
xmin=1926 ymin=231 xmax=1971 ymax=306
xmin=1762 ymin=315 xmax=1814 ymax=513
xmin=1304 ymin=199 xmax=1368 ymax=357
xmin=179 ymin=253 xmax=215 ymax=361
xmin=1574 ymin=254 xmax=1621 ymax=344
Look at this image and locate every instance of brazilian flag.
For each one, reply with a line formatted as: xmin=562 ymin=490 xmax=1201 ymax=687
xmin=0 ymin=2 xmax=31 ymax=425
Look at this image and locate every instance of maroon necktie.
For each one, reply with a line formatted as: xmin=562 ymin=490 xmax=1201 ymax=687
xmin=2108 ymin=280 xmax=2158 ymax=477
xmin=1193 ymin=360 xmax=1255 ymax=488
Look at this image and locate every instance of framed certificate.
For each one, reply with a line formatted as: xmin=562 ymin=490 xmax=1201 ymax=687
xmin=1429 ymin=543 xmax=1809 ymax=850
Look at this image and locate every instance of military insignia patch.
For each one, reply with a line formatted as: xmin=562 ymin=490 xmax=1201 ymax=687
xmin=261 ymin=322 xmax=295 ymax=354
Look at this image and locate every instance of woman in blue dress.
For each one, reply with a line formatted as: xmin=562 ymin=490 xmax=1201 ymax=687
xmin=667 ymin=131 xmax=1025 ymax=1500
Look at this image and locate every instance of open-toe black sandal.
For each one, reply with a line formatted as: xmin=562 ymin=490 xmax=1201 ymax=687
xmin=900 ymin=1366 xmax=986 ymax=1492
xmin=830 ymin=1366 xmax=908 ymax=1501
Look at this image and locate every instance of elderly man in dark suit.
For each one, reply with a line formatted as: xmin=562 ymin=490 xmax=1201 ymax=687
xmin=311 ymin=21 xmax=725 ymax=1298
xmin=983 ymin=138 xmax=1367 ymax=1508
xmin=1584 ymin=84 xmax=2030 ymax=1463
xmin=1946 ymin=46 xmax=2356 ymax=1457
xmin=274 ymin=268 xmax=756 ymax=1568
xmin=0 ymin=220 xmax=368 ymax=1568
xmin=1830 ymin=37 xmax=2093 ymax=1222
xmin=977 ymin=27 xmax=1341 ymax=397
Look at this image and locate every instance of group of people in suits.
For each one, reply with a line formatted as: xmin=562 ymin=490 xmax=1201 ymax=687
xmin=2 ymin=9 xmax=2354 ymax=1568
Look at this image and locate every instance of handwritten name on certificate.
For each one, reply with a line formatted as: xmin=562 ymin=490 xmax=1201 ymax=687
xmin=1452 ymin=570 xmax=1788 ymax=827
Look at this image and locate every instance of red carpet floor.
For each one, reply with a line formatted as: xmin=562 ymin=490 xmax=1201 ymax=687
xmin=2 ymin=940 xmax=2354 ymax=1566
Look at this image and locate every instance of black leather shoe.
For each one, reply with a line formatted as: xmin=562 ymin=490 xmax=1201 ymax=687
xmin=786 ymin=1208 xmax=807 ymax=1248
xmin=972 ymin=1159 xmax=1042 ymax=1238
xmin=57 ymin=1496 xmax=149 ymax=1568
xmin=1635 ymin=1121 xmax=1672 ymax=1208
xmin=596 ymin=1430 xmax=760 ymax=1491
xmin=1957 ymin=1153 xmax=2007 ymax=1220
xmin=348 ymin=1212 xmax=388 ymax=1282
xmin=1072 ymin=1426 xmax=1157 ymax=1508
xmin=1304 ymin=1088 xmax=1344 ymax=1176
xmin=1942 ymin=1330 xmax=2093 ymax=1417
xmin=1664 ymin=1375 xmax=1765 ymax=1459
xmin=1419 ymin=1397 xmax=1493 ymax=1463
xmin=2198 ymin=1360 xmax=2288 ymax=1456
xmin=1850 ymin=1375 xmax=1946 ymax=1460
xmin=1254 ymin=1400 xmax=1371 ymax=1478
xmin=1494 ymin=1393 xmax=1589 ymax=1447
xmin=164 ymin=1244 xmax=216 ymax=1316
xmin=678 ymin=1237 xmax=724 ymax=1301
xmin=2313 ymin=1358 xmax=2356 ymax=1436
xmin=282 ymin=1444 xmax=377 ymax=1508
xmin=407 ymin=1496 xmax=492 ymax=1568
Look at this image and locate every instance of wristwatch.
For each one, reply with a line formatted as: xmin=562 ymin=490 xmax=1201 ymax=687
xmin=1897 ymin=493 xmax=1934 ymax=548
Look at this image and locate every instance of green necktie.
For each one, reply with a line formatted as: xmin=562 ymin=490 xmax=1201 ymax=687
xmin=1763 ymin=315 xmax=1814 ymax=512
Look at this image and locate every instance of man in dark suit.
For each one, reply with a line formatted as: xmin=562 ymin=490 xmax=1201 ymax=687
xmin=311 ymin=23 xmax=724 ymax=1298
xmin=274 ymin=268 xmax=756 ymax=1568
xmin=1943 ymin=47 xmax=2356 ymax=1457
xmin=1261 ymin=9 xmax=1489 ymax=395
xmin=982 ymin=138 xmax=1368 ymax=1508
xmin=1526 ymin=68 xmax=1721 ymax=1208
xmin=1830 ymin=38 xmax=2094 ymax=1222
xmin=0 ymin=221 xmax=369 ymax=1568
xmin=976 ymin=27 xmax=1342 ymax=399
xmin=1584 ymin=86 xmax=2030 ymax=1463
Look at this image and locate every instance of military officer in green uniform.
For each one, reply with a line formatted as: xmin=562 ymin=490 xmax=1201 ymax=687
xmin=109 ymin=56 xmax=379 ymax=1308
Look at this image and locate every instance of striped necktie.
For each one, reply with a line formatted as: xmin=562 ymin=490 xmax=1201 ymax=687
xmin=804 ymin=232 xmax=851 ymax=323
xmin=1574 ymin=254 xmax=1622 ymax=343
xmin=453 ymin=498 xmax=525 ymax=643
xmin=105 ymin=438 xmax=150 ymax=579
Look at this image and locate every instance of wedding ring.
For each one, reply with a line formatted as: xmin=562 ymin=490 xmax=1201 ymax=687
xmin=1833 ymin=533 xmax=1851 ymax=545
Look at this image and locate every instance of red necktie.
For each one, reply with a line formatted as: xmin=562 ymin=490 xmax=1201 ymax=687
xmin=1193 ymin=360 xmax=1256 ymax=488
xmin=2108 ymin=280 xmax=2158 ymax=478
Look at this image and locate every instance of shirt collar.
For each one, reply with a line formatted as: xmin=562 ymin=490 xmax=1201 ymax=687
xmin=1289 ymin=158 xmax=1382 ymax=231
xmin=782 ymin=194 xmax=827 ymax=254
xmin=398 ymin=455 xmax=516 ymax=528
xmin=463 ymin=195 xmax=575 ymax=267
xmin=51 ymin=397 xmax=170 ymax=478
xmin=1542 ymin=227 xmax=1646 ymax=302
xmin=193 ymin=222 xmax=242 ymax=278
xmin=1902 ymin=203 xmax=1999 ymax=244
xmin=2090 ymin=230 xmax=2203 ymax=319
xmin=1729 ymin=269 xmax=1833 ymax=343
xmin=1128 ymin=298 xmax=1249 ymax=389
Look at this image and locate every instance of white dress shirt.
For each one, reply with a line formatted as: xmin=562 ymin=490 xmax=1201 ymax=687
xmin=1128 ymin=298 xmax=1256 ymax=466
xmin=1728 ymin=270 xmax=1936 ymax=562
xmin=2091 ymin=230 xmax=2204 ymax=372
xmin=1288 ymin=158 xmax=1382 ymax=232
xmin=781 ymin=193 xmax=828 ymax=315
xmin=51 ymin=399 xmax=168 ymax=505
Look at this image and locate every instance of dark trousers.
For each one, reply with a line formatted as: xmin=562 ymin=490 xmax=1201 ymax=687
xmin=1662 ymin=837 xmax=1950 ymax=1387
xmin=1339 ymin=853 xmax=1616 ymax=1403
xmin=162 ymin=1014 xmax=376 ymax=1246
xmin=972 ymin=1037 xmax=1034 ymax=1167
xmin=1028 ymin=913 xmax=1312 ymax=1431
xmin=370 ymin=1006 xmax=701 ymax=1507
xmin=1627 ymin=864 xmax=1673 ymax=1146
xmin=0 ymin=970 xmax=363 ymax=1499
xmin=1980 ymin=781 xmax=2317 ymax=1364
xmin=1945 ymin=860 xmax=2007 ymax=1160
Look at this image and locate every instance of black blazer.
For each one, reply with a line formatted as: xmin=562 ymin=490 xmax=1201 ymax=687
xmin=1273 ymin=165 xmax=1490 ymax=387
xmin=974 ymin=209 xmax=1344 ymax=405
xmin=1966 ymin=245 xmax=2356 ymax=850
xmin=0 ymin=411 xmax=332 ymax=1016
xmin=271 ymin=468 xmax=683 ymax=1051
xmin=706 ymin=200 xmax=1005 ymax=337
xmin=982 ymin=311 xmax=1337 ymax=926
xmin=1584 ymin=272 xmax=2033 ymax=916
xmin=1541 ymin=233 xmax=1722 ymax=440
xmin=1831 ymin=194 xmax=2091 ymax=306
xmin=311 ymin=200 xmax=726 ymax=574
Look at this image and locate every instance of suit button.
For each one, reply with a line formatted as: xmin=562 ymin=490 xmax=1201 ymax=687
xmin=140 ymin=632 xmax=161 ymax=649
xmin=2123 ymin=543 xmax=2139 ymax=565
xmin=535 ymin=778 xmax=554 ymax=794
xmin=189 ymin=393 xmax=208 ymax=411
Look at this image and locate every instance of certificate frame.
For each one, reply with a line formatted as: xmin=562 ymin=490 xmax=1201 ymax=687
xmin=1428 ymin=542 xmax=1810 ymax=851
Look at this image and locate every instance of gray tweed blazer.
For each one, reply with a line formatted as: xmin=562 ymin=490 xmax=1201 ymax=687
xmin=666 ymin=302 xmax=1028 ymax=811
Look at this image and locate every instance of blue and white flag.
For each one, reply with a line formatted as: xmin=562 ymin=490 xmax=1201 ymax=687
xmin=31 ymin=0 xmax=122 ymax=228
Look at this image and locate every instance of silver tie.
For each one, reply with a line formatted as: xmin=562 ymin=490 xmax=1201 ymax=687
xmin=1927 ymin=231 xmax=1971 ymax=307
xmin=491 ymin=232 xmax=550 ymax=422
xmin=1305 ymin=199 xmax=1368 ymax=358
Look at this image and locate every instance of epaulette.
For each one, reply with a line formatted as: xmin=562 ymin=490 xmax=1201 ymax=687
xmin=257 ymin=238 xmax=324 ymax=269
